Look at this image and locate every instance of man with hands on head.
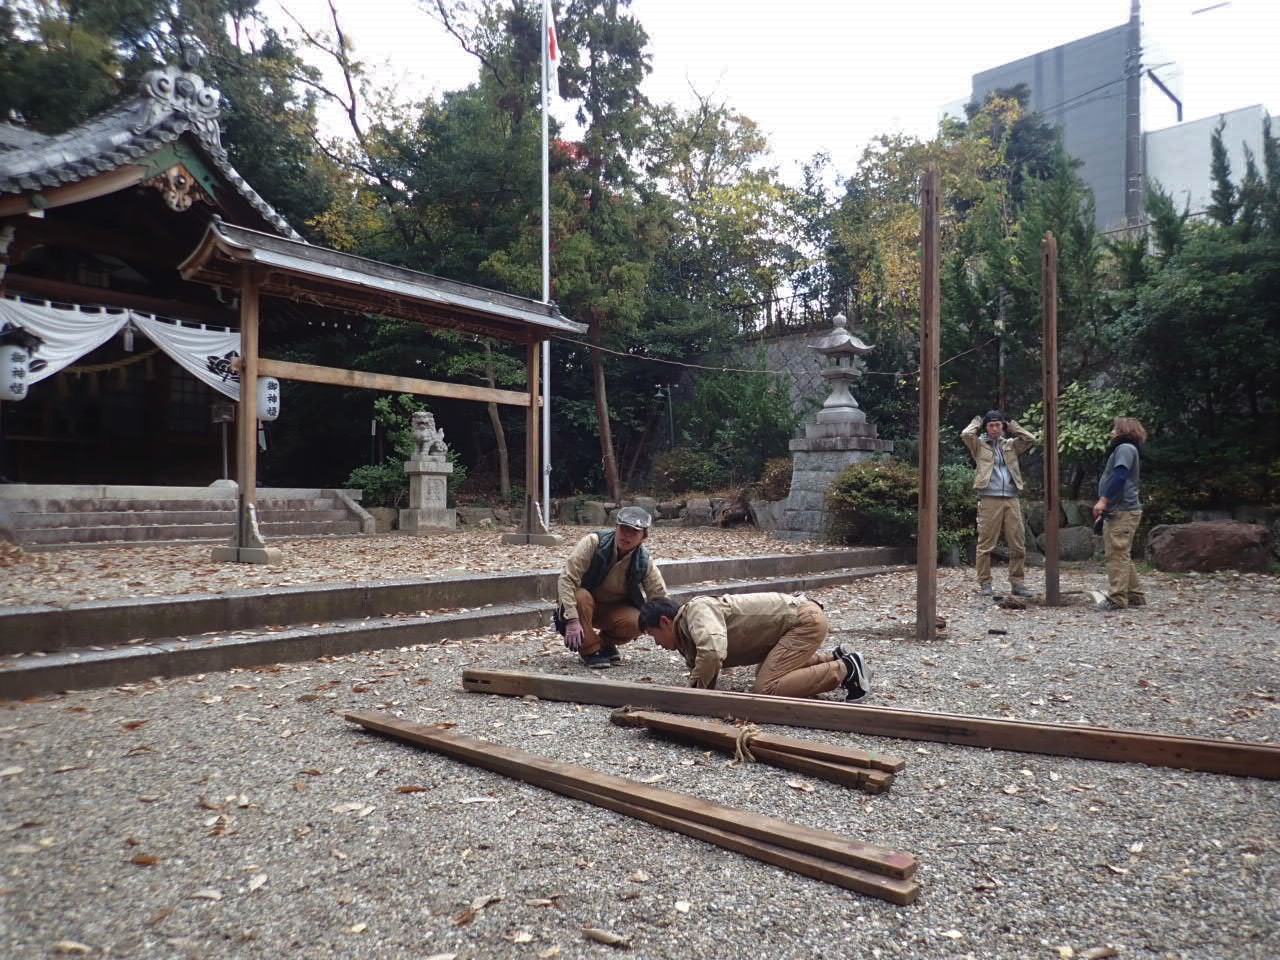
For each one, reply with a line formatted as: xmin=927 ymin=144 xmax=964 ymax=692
xmin=961 ymin=409 xmax=1038 ymax=598
xmin=638 ymin=592 xmax=869 ymax=702
xmin=556 ymin=506 xmax=667 ymax=668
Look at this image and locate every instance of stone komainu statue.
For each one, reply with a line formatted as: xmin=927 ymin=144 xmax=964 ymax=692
xmin=411 ymin=410 xmax=448 ymax=458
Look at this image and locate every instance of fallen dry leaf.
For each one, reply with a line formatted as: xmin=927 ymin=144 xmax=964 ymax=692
xmin=582 ymin=927 xmax=631 ymax=948
xmin=627 ymin=870 xmax=650 ymax=883
xmin=350 ymin=922 xmax=367 ymax=934
xmin=785 ymin=779 xmax=815 ymax=793
xmin=248 ymin=873 xmax=267 ymax=892
xmin=538 ymin=947 xmax=561 ymax=959
xmin=507 ymin=931 xmax=535 ymax=943
xmin=395 ymin=785 xmax=431 ymax=794
xmin=1081 ymin=949 xmax=1119 ymax=960
xmin=51 ymin=941 xmax=92 ymax=955
xmin=129 ymin=854 xmax=159 ymax=866
xmin=189 ymin=888 xmax=223 ymax=901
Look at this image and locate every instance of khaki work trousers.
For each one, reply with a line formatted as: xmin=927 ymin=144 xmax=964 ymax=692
xmin=1103 ymin=510 xmax=1145 ymax=608
xmin=975 ymin=495 xmax=1026 ymax=587
xmin=752 ymin=601 xmax=845 ymax=698
xmin=574 ymin=587 xmax=642 ymax=655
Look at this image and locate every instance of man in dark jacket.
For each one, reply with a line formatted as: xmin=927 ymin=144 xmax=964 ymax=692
xmin=1091 ymin=417 xmax=1148 ymax=611
xmin=556 ymin=506 xmax=668 ymax=668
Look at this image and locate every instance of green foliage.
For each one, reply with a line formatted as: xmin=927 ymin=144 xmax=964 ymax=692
xmin=676 ymin=362 xmax=800 ymax=489
xmin=826 ymin=459 xmax=975 ymax=559
xmin=650 ymin=445 xmax=722 ymax=495
xmin=1020 ymin=383 xmax=1151 ymax=482
xmin=826 ymin=459 xmax=918 ymax=547
xmin=343 ymin=396 xmax=467 ymax=507
xmin=755 ymin=457 xmax=793 ymax=501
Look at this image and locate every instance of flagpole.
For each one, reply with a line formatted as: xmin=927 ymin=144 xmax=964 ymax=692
xmin=540 ymin=0 xmax=552 ymax=529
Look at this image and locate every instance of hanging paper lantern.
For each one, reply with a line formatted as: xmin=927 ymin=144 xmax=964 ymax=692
xmin=0 ymin=345 xmax=30 ymax=401
xmin=256 ymin=376 xmax=281 ymax=421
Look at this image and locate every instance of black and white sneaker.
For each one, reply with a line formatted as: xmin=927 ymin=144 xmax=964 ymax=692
xmin=601 ymin=645 xmax=623 ymax=664
xmin=837 ymin=649 xmax=870 ymax=702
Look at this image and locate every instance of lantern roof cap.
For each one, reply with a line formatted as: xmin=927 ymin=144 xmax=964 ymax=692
xmin=808 ymin=313 xmax=873 ymax=356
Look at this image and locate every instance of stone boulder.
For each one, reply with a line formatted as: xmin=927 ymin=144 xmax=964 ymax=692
xmin=578 ymin=500 xmax=609 ymax=527
xmin=629 ymin=496 xmax=660 ymax=518
xmin=749 ymin=498 xmax=788 ymax=532
xmin=1036 ymin=525 xmax=1097 ymax=561
xmin=1061 ymin=500 xmax=1090 ymax=527
xmin=683 ymin=498 xmax=714 ymax=526
xmin=1148 ymin=521 xmax=1272 ymax=572
xmin=366 ymin=506 xmax=398 ymax=533
xmin=457 ymin=506 xmax=497 ymax=528
xmin=656 ymin=499 xmax=684 ymax=520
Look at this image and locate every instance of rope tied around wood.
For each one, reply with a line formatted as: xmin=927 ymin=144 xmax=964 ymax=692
xmin=731 ymin=723 xmax=763 ymax=766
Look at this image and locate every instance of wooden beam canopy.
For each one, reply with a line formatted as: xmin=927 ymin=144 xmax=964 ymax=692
xmin=256 ymin=358 xmax=532 ymax=407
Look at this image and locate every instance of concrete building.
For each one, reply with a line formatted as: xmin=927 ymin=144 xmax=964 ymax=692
xmin=970 ymin=19 xmax=1140 ymax=230
xmin=1145 ymin=104 xmax=1269 ymax=217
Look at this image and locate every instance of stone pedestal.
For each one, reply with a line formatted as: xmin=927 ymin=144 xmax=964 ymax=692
xmin=776 ymin=428 xmax=894 ymax=541
xmin=399 ymin=457 xmax=456 ymax=533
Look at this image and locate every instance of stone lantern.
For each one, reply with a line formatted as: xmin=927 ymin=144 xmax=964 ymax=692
xmin=776 ymin=314 xmax=894 ymax=541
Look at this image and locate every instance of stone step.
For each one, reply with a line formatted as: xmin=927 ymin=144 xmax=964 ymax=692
xmin=1 ymin=547 xmax=905 ymax=657
xmin=13 ymin=508 xmax=350 ymax=530
xmin=0 ymin=565 xmax=908 ymax=698
xmin=19 ymin=518 xmax=361 ymax=545
xmin=5 ymin=497 xmax=339 ymax=514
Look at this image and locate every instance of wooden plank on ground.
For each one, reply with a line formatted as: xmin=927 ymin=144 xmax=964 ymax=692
xmin=612 ymin=709 xmax=907 ymax=773
xmin=462 ymin=669 xmax=1280 ymax=780
xmin=345 ymin=710 xmax=918 ymax=882
xmin=746 ymin=745 xmax=894 ymax=794
xmin=552 ymin=781 xmax=919 ymax=905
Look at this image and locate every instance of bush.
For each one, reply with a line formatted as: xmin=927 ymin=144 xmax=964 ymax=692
xmin=652 ymin=445 xmax=724 ymax=495
xmin=827 ymin=458 xmax=976 ymax=559
xmin=755 ymin=456 xmax=793 ymax=501
xmin=826 ymin=459 xmax=919 ymax=547
xmin=343 ymin=395 xmax=466 ymax=507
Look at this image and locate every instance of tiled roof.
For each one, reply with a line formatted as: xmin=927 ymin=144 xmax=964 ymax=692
xmin=0 ymin=62 xmax=300 ymax=240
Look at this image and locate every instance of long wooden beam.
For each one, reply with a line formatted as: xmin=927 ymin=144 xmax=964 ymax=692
xmin=462 ymin=669 xmax=1280 ymax=780
xmin=551 ymin=782 xmax=918 ymax=904
xmin=255 ymin=358 xmax=531 ymax=407
xmin=345 ymin=710 xmax=918 ymax=883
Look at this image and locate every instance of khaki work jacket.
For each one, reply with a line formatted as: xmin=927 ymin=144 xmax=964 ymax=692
xmin=961 ymin=416 xmax=1037 ymax=493
xmin=672 ymin=593 xmax=807 ymax=689
xmin=556 ymin=532 xmax=667 ymax=620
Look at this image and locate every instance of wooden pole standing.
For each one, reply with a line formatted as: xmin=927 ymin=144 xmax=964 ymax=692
xmin=916 ymin=166 xmax=941 ymax=642
xmin=1041 ymin=232 xmax=1061 ymax=604
xmin=214 ymin=266 xmax=279 ymax=564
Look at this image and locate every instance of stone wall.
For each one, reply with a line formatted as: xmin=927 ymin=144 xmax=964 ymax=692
xmin=736 ymin=330 xmax=829 ymax=419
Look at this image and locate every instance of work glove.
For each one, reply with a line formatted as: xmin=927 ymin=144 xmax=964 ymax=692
xmin=563 ymin=620 xmax=585 ymax=652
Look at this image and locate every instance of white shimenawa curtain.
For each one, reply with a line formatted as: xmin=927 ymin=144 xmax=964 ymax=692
xmin=0 ymin=297 xmax=243 ymax=400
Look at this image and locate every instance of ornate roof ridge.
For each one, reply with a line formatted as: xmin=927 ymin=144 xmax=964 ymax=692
xmin=0 ymin=57 xmax=300 ymax=240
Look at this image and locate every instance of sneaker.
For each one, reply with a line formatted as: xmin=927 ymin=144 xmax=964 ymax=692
xmin=1010 ymin=583 xmax=1034 ymax=598
xmin=837 ymin=649 xmax=870 ymax=703
xmin=977 ymin=583 xmax=994 ymax=598
xmin=1088 ymin=590 xmax=1121 ymax=612
xmin=601 ymin=645 xmax=623 ymax=664
xmin=579 ymin=650 xmax=613 ymax=669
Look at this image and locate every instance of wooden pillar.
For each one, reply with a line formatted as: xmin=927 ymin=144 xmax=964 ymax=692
xmin=213 ymin=265 xmax=280 ymax=564
xmin=1041 ymin=232 xmax=1061 ymax=604
xmin=502 ymin=338 xmax=559 ymax=545
xmin=916 ymin=166 xmax=940 ymax=643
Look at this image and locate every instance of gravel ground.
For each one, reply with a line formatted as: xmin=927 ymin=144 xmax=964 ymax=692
xmin=0 ymin=528 xmax=826 ymax=607
xmin=2 ymin=558 xmax=1278 ymax=960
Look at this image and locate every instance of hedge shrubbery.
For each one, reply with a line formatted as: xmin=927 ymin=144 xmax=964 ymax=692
xmin=826 ymin=458 xmax=975 ymax=558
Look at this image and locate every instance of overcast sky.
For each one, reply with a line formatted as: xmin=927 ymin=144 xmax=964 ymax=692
xmin=265 ymin=0 xmax=1279 ymax=183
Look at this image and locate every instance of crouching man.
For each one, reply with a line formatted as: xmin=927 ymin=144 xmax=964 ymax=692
xmin=556 ymin=506 xmax=668 ymax=668
xmin=638 ymin=592 xmax=869 ymax=702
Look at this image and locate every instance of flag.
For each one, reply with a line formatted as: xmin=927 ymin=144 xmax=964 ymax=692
xmin=546 ymin=7 xmax=560 ymax=100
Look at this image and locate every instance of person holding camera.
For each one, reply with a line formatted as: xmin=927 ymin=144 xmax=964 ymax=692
xmin=555 ymin=506 xmax=668 ymax=668
xmin=1090 ymin=417 xmax=1148 ymax=611
xmin=961 ymin=410 xmax=1038 ymax=598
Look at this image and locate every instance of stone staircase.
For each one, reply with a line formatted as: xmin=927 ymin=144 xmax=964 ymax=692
xmin=0 ymin=547 xmax=908 ymax=698
xmin=0 ymin=484 xmax=370 ymax=547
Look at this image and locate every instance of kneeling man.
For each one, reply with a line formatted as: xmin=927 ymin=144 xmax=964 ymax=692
xmin=638 ymin=593 xmax=869 ymax=701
